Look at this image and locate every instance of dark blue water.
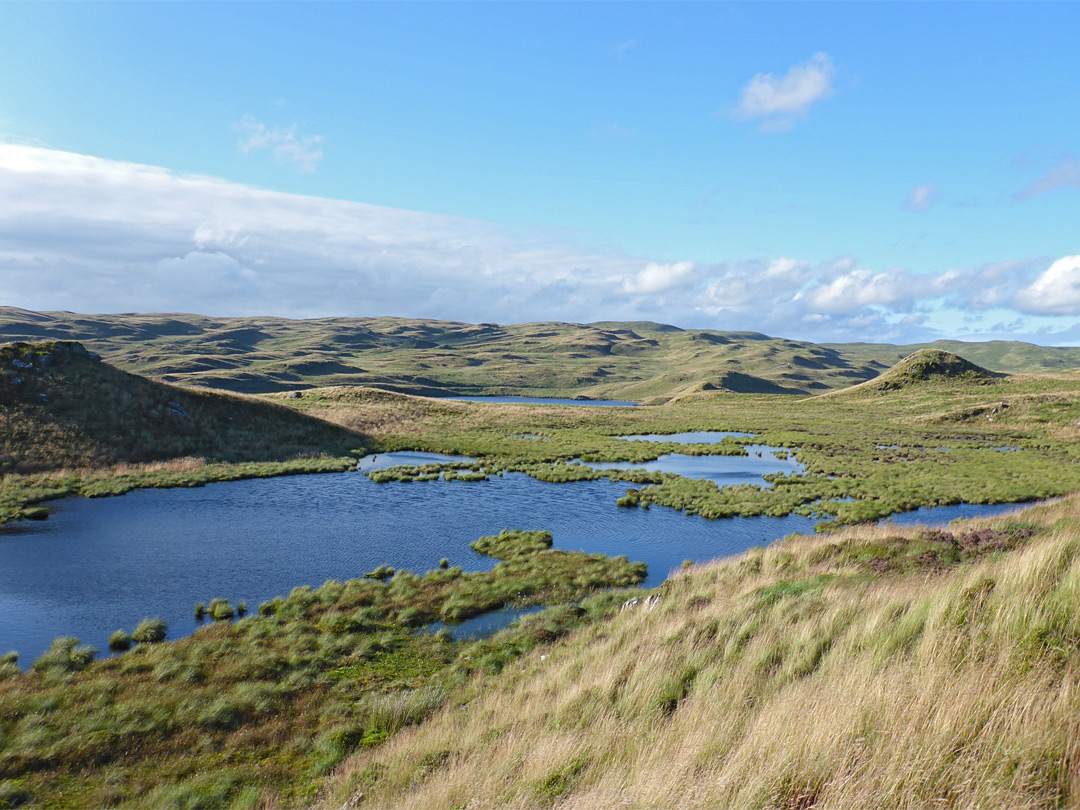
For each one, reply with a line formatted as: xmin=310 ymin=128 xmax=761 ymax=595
xmin=617 ymin=431 xmax=752 ymax=443
xmin=442 ymin=396 xmax=636 ymax=407
xmin=881 ymin=502 xmax=1026 ymax=527
xmin=425 ymin=605 xmax=546 ymax=640
xmin=0 ymin=450 xmax=1032 ymax=664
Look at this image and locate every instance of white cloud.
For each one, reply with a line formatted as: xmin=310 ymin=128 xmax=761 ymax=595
xmin=1013 ymin=255 xmax=1080 ymax=315
xmin=1014 ymin=156 xmax=1080 ymax=200
xmin=905 ymin=183 xmax=939 ymax=212
xmin=803 ymin=269 xmax=911 ymax=314
xmin=0 ymin=142 xmax=1076 ymax=346
xmin=699 ymin=258 xmax=812 ymax=313
xmin=622 ymin=261 xmax=696 ymax=295
xmin=234 ymin=115 xmax=324 ymax=173
xmin=734 ymin=53 xmax=834 ymax=132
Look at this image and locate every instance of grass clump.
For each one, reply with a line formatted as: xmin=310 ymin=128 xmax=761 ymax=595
xmin=207 ymin=599 xmax=235 ymax=621
xmin=31 ymin=637 xmax=97 ymax=673
xmin=470 ymin=529 xmax=553 ymax=559
xmin=108 ymin=630 xmax=132 ymax=651
xmin=0 ymin=652 xmax=18 ymax=682
xmin=131 ymin=618 xmax=167 ymax=644
xmin=0 ymin=781 xmax=32 ymax=810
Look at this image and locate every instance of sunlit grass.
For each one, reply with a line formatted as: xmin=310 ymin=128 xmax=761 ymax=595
xmin=328 ymin=497 xmax=1080 ymax=810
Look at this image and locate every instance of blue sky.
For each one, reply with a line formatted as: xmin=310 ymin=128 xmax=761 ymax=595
xmin=1 ymin=2 xmax=1079 ymax=344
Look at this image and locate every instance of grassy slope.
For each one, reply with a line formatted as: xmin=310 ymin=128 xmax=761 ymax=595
xmin=0 ymin=341 xmax=364 ymax=473
xmin=5 ymin=338 xmax=1080 ymax=527
xmin=0 ymin=341 xmax=366 ymax=521
xmin=325 ymin=496 xmax=1080 ymax=810
xmin=0 ymin=309 xmax=887 ymax=399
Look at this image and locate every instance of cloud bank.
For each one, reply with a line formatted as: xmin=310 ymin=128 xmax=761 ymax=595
xmin=0 ymin=143 xmax=1076 ymax=344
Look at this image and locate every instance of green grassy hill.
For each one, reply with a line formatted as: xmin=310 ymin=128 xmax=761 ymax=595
xmin=3 ymin=308 xmax=1076 ymax=402
xmin=814 ymin=348 xmax=1003 ymax=399
xmin=0 ymin=309 xmax=887 ymax=399
xmin=824 ymin=338 xmax=1080 ymax=375
xmin=0 ymin=340 xmax=362 ymax=474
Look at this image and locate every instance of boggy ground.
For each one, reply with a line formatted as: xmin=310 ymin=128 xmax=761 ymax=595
xmin=286 ymin=369 xmax=1080 ymax=527
xmin=6 ymin=339 xmax=1080 ymax=530
xmin=324 ymin=496 xmax=1080 ymax=810
xmin=0 ymin=532 xmax=646 ymax=809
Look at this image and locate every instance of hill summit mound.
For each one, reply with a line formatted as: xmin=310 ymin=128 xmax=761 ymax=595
xmin=877 ymin=349 xmax=1000 ymax=387
xmin=0 ymin=340 xmax=361 ymax=473
xmin=817 ymin=349 xmax=1001 ymax=398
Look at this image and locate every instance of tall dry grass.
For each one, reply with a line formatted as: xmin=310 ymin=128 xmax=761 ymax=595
xmin=323 ymin=499 xmax=1080 ymax=809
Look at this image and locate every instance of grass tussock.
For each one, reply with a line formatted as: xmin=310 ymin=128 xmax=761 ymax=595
xmin=327 ymin=497 xmax=1080 ymax=810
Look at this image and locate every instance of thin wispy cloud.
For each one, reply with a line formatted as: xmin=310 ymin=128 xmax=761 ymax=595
xmin=1014 ymin=155 xmax=1080 ymax=200
xmin=0 ymin=143 xmax=1075 ymax=344
xmin=734 ymin=52 xmax=834 ymax=132
xmin=905 ymin=183 xmax=940 ymax=212
xmin=615 ymin=39 xmax=637 ymax=56
xmin=234 ymin=115 xmax=324 ymax=173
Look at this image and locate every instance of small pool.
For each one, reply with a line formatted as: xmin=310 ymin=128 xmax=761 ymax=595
xmin=441 ymin=396 xmax=636 ymax=407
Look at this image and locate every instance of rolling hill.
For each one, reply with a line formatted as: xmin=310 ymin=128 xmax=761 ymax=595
xmin=0 ymin=309 xmax=889 ymax=400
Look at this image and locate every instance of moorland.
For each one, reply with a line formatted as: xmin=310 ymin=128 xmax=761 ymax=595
xmin=7 ymin=307 xmax=1080 ymax=399
xmin=2 ymin=310 xmax=1080 ymax=808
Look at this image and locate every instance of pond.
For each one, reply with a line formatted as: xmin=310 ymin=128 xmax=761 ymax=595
xmin=616 ymin=431 xmax=751 ymax=443
xmin=583 ymin=446 xmax=802 ymax=487
xmin=0 ymin=450 xmax=1029 ymax=664
xmin=441 ymin=396 xmax=637 ymax=407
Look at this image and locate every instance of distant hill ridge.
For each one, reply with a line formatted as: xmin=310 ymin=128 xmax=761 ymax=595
xmin=0 ymin=309 xmax=884 ymax=399
xmin=0 ymin=308 xmax=1074 ymax=400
